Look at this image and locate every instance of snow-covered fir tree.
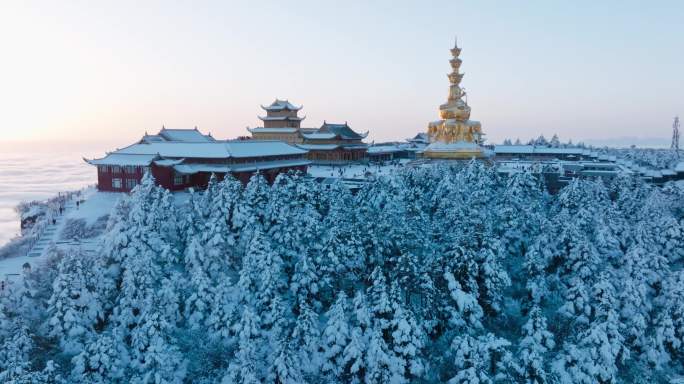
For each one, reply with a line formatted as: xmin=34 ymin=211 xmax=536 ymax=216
xmin=516 ymin=306 xmax=554 ymax=383
xmin=321 ymin=291 xmax=351 ymax=378
xmin=47 ymin=249 xmax=102 ymax=354
xmin=0 ymin=161 xmax=682 ymax=382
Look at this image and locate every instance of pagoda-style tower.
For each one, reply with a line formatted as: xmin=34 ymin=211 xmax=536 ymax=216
xmin=424 ymin=39 xmax=486 ymax=159
xmin=248 ymin=99 xmax=306 ymax=143
xmin=259 ymin=99 xmax=305 ymax=128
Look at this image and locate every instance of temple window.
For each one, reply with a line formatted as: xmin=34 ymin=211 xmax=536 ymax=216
xmin=112 ymin=178 xmax=122 ymax=189
xmin=126 ymin=179 xmax=138 ymax=189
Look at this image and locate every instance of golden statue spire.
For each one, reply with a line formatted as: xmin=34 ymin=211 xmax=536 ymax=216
xmin=424 ymin=38 xmax=486 ymax=159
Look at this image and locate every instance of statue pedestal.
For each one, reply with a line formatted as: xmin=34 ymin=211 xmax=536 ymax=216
xmin=423 ymin=141 xmax=487 ymax=159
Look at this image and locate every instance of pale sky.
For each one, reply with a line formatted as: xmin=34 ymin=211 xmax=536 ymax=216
xmin=0 ymin=0 xmax=682 ymax=145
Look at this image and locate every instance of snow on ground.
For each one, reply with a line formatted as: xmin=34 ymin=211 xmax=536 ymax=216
xmin=0 ymin=189 xmax=121 ymax=283
xmin=68 ymin=190 xmax=122 ymax=224
xmin=307 ymin=159 xmax=412 ymax=179
xmin=172 ymin=191 xmax=192 ymax=207
xmin=0 ymin=188 xmax=202 ymax=284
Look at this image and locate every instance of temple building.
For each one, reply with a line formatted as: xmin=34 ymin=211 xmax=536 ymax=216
xmin=140 ymin=126 xmax=216 ymax=143
xmin=86 ymin=128 xmax=309 ymax=192
xmin=247 ymin=99 xmax=305 ymax=143
xmin=424 ymin=39 xmax=487 ymax=159
xmin=248 ymin=99 xmax=369 ymax=164
xmin=299 ymin=122 xmax=368 ymax=164
xmin=408 ymin=133 xmax=430 ymax=146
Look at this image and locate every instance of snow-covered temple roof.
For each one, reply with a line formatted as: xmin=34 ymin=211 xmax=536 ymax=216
xmin=260 ymin=99 xmax=302 ymax=111
xmin=258 ymin=115 xmax=305 ymax=121
xmin=224 ymin=141 xmax=308 ymax=158
xmin=247 ymin=127 xmax=299 ymax=134
xmin=408 ymin=133 xmax=430 ymax=143
xmin=173 ymin=159 xmax=311 ymax=175
xmin=140 ymin=134 xmax=166 ymax=143
xmin=367 ymin=145 xmax=404 ymax=154
xmin=162 ymin=128 xmax=214 ymax=142
xmin=297 ymin=144 xmax=340 ymax=150
xmin=318 ymin=122 xmax=368 ymax=140
xmin=85 ymin=153 xmax=159 ymax=166
xmin=113 ymin=141 xmax=307 ymax=159
xmin=140 ymin=128 xmax=215 ymax=143
xmin=301 ymin=132 xmax=337 ymax=140
xmin=153 ymin=158 xmax=185 ymax=166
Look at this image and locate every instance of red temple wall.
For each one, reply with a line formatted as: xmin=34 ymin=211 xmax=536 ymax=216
xmin=151 ymin=166 xmax=174 ymax=190
xmin=96 ymin=164 xmax=308 ymax=192
xmin=96 ymin=166 xmax=147 ymax=192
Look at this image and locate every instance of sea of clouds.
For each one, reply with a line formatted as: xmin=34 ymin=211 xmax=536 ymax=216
xmin=0 ymin=142 xmax=110 ymax=247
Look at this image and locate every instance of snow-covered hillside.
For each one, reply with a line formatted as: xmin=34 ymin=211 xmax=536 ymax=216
xmin=0 ymin=189 xmax=120 ymax=282
xmin=1 ymin=164 xmax=683 ymax=383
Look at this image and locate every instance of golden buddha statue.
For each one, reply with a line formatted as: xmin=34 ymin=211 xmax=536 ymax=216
xmin=424 ymin=39 xmax=486 ymax=159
